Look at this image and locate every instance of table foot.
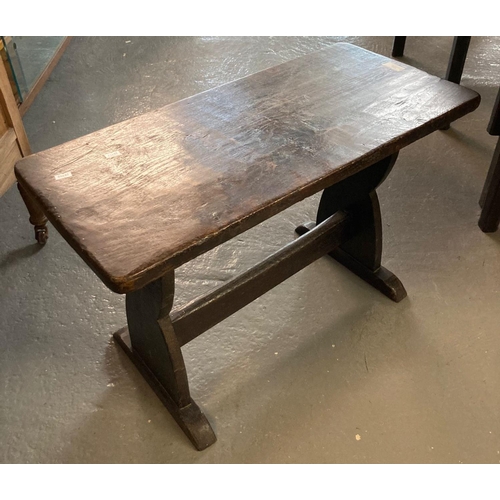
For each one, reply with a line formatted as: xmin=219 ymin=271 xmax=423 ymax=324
xmin=114 ymin=327 xmax=216 ymax=451
xmin=118 ymin=273 xmax=217 ymax=451
xmin=296 ymin=222 xmax=407 ymax=302
xmin=296 ymin=153 xmax=407 ymax=303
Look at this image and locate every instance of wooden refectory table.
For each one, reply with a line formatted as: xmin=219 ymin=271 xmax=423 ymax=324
xmin=15 ymin=43 xmax=480 ymax=450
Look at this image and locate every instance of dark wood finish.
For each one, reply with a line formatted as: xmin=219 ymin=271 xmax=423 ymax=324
xmin=14 ymin=43 xmax=482 ymax=450
xmin=487 ymin=87 xmax=500 ymax=136
xmin=296 ymin=154 xmax=406 ymax=302
xmin=172 ymin=211 xmax=351 ymax=347
xmin=118 ymin=271 xmax=216 ymax=451
xmin=445 ymin=36 xmax=471 ymax=85
xmin=389 ymin=36 xmax=498 ymax=226
xmin=17 ymin=183 xmax=48 ymax=244
xmin=439 ymin=36 xmax=471 ymax=131
xmin=116 ymin=211 xmax=351 ymax=448
xmin=479 ymin=88 xmax=500 ymax=209
xmin=115 ymin=328 xmax=216 ymax=451
xmin=115 ymin=155 xmax=407 ymax=449
xmin=392 ymin=37 xmax=407 ymax=57
xmin=478 ymin=139 xmax=500 ymax=232
xmin=479 ymin=87 xmax=500 ymax=232
xmin=15 ymin=43 xmax=480 ymax=294
xmin=19 ymin=37 xmax=72 ymax=116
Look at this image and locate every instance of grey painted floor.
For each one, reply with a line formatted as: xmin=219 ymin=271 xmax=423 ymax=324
xmin=1 ymin=36 xmax=499 ymax=463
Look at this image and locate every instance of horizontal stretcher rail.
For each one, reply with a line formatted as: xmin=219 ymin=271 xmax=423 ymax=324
xmin=171 ymin=211 xmax=352 ymax=347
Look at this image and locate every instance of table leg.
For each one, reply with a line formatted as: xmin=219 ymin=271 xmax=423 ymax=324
xmin=17 ymin=183 xmax=48 ymax=245
xmin=296 ymin=153 xmax=407 ymax=302
xmin=114 ymin=271 xmax=216 ymax=451
xmin=478 ymin=138 xmax=500 ymax=233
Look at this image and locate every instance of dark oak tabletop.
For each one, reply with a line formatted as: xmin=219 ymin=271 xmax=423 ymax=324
xmin=15 ymin=43 xmax=480 ymax=293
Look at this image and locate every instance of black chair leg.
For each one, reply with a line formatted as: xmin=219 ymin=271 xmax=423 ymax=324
xmin=478 ymin=139 xmax=500 ymax=233
xmin=440 ymin=36 xmax=472 ymax=130
xmin=479 ymin=87 xmax=500 ymax=232
xmin=445 ymin=36 xmax=471 ymax=84
xmin=392 ymin=37 xmax=407 ymax=57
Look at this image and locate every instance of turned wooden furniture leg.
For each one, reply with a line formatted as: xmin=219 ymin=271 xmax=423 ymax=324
xmin=17 ymin=183 xmax=48 ymax=245
xmin=113 ymin=271 xmax=216 ymax=451
xmin=296 ymin=154 xmax=407 ymax=302
xmin=392 ymin=37 xmax=407 ymax=57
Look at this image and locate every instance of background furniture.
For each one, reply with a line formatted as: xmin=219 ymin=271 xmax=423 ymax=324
xmin=0 ymin=36 xmax=71 ymax=116
xmin=392 ymin=36 xmax=471 ymax=84
xmin=478 ymin=87 xmax=500 ymax=232
xmin=0 ymin=35 xmax=67 ymax=243
xmin=0 ymin=53 xmax=47 ymax=243
xmin=392 ymin=36 xmax=500 ymax=232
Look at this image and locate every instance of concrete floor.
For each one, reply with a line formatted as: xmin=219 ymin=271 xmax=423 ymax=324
xmin=1 ymin=36 xmax=499 ymax=463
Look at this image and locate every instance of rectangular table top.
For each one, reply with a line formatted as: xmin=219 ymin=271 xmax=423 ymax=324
xmin=15 ymin=43 xmax=480 ymax=294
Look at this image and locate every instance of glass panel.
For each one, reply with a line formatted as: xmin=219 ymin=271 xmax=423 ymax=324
xmin=9 ymin=36 xmax=65 ymax=98
xmin=1 ymin=36 xmax=28 ymax=103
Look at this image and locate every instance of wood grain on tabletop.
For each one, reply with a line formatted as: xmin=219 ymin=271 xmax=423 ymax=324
xmin=15 ymin=43 xmax=480 ymax=293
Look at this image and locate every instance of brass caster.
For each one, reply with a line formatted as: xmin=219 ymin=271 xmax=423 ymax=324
xmin=35 ymin=225 xmax=48 ymax=245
